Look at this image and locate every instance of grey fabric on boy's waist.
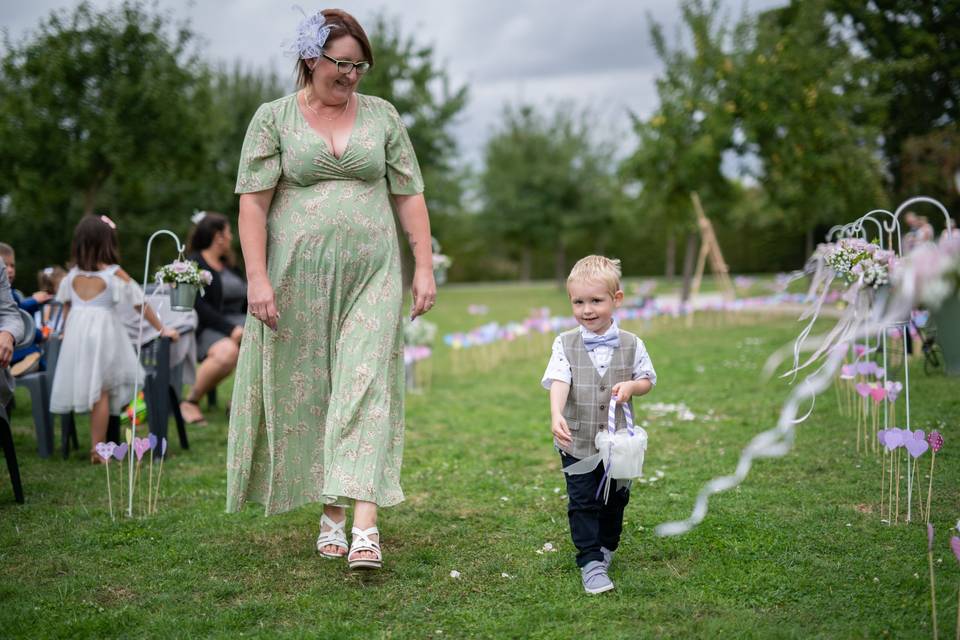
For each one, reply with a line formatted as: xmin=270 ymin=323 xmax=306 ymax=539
xmin=558 ymin=328 xmax=636 ymax=459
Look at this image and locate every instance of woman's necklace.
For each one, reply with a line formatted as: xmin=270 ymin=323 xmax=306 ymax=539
xmin=302 ymin=89 xmax=350 ymax=122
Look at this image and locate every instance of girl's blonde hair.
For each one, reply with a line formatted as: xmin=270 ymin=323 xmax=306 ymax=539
xmin=567 ymin=255 xmax=622 ymax=297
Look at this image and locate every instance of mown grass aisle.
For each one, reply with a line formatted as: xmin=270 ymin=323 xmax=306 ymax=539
xmin=1 ymin=293 xmax=958 ymax=638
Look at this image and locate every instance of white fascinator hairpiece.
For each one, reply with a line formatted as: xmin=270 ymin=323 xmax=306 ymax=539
xmin=191 ymin=210 xmax=207 ymax=225
xmin=285 ymin=6 xmax=332 ymax=60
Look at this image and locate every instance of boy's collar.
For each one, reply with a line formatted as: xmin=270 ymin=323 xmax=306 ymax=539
xmin=579 ymin=318 xmax=619 ymax=340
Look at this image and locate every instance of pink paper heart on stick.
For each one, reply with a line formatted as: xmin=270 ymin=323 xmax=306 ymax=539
xmin=855 ymin=383 xmax=872 ymax=398
xmin=868 ymin=385 xmax=886 ymax=404
xmin=95 ymin=442 xmax=116 ymax=462
xmin=839 ymin=365 xmax=855 ymax=380
xmin=133 ymin=437 xmax=151 ymax=461
xmin=113 ymin=442 xmax=128 ymax=461
xmin=905 ymin=432 xmax=929 ymax=458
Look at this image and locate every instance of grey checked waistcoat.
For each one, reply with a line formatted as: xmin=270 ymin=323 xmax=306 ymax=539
xmin=559 ymin=328 xmax=637 ymax=459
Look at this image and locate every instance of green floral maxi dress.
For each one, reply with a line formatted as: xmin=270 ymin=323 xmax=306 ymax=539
xmin=226 ymin=93 xmax=423 ymax=515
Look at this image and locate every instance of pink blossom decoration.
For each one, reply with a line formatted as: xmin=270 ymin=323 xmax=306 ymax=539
xmin=884 ymin=381 xmax=903 ymax=403
xmin=927 ymin=431 xmax=943 ymax=452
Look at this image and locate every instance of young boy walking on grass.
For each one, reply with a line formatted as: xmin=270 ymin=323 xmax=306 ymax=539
xmin=541 ymin=256 xmax=657 ymax=594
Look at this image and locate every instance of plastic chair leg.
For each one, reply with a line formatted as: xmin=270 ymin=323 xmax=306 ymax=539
xmin=0 ymin=414 xmax=24 ymax=503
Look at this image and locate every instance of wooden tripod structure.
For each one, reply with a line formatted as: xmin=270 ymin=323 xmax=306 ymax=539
xmin=686 ymin=192 xmax=735 ymax=325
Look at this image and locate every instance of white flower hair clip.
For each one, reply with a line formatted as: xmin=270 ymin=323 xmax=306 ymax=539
xmin=191 ymin=210 xmax=207 ymax=225
xmin=284 ymin=6 xmax=332 ymax=60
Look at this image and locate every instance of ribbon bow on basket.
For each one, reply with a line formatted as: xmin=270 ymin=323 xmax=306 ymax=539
xmin=563 ymin=394 xmax=649 ymax=503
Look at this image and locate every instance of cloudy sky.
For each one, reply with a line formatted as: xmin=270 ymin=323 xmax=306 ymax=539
xmin=4 ymin=0 xmax=785 ymax=165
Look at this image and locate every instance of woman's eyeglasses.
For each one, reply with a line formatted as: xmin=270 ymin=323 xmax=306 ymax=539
xmin=320 ymin=53 xmax=371 ymax=75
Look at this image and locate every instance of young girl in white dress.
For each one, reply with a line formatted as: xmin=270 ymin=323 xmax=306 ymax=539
xmin=49 ymin=216 xmax=179 ymax=463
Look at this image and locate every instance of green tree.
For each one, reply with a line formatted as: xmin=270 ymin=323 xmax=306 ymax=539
xmin=480 ymin=104 xmax=617 ymax=285
xmin=621 ymin=0 xmax=735 ymax=295
xmin=829 ymin=0 xmax=960 ymax=191
xmin=728 ymin=0 xmax=886 ymax=252
xmin=0 ymin=0 xmax=214 ymax=278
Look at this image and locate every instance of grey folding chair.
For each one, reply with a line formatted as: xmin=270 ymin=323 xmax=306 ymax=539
xmin=13 ymin=309 xmax=54 ymax=457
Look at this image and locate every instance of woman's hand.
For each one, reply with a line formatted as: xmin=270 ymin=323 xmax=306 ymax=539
xmin=248 ymin=276 xmax=279 ymax=331
xmin=160 ymin=326 xmax=180 ymax=342
xmin=409 ymin=266 xmax=436 ymax=320
xmin=230 ymin=325 xmax=244 ymax=344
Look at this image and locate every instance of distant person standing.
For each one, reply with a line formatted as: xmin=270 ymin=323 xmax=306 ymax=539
xmin=902 ymin=211 xmax=935 ymax=253
xmin=227 ymin=8 xmax=436 ymax=570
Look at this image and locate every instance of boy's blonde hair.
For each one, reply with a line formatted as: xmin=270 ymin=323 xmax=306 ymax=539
xmin=567 ymin=255 xmax=622 ymax=297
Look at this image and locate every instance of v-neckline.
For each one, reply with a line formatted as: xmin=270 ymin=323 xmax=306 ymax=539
xmin=296 ymin=91 xmax=362 ymax=161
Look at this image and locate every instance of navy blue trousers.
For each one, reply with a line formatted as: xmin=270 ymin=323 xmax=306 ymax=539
xmin=560 ymin=452 xmax=630 ymax=568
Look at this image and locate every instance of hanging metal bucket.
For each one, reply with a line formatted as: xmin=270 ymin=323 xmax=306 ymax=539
xmin=168 ymin=283 xmax=198 ymax=312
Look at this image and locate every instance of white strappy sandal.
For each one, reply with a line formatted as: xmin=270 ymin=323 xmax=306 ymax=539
xmin=348 ymin=526 xmax=382 ymax=570
xmin=316 ymin=513 xmax=348 ymax=559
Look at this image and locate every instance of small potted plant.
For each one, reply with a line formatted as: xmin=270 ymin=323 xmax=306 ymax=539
xmin=154 ymin=259 xmax=213 ymax=311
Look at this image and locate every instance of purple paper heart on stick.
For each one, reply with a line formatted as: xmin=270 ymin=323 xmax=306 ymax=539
xmin=133 ymin=437 xmax=151 ymax=461
xmin=95 ymin=441 xmax=116 ymax=462
xmin=113 ymin=442 xmax=128 ymax=461
xmin=905 ymin=434 xmax=929 ymax=458
xmin=884 ymin=428 xmax=904 ymax=450
xmin=855 ymin=382 xmax=872 ymax=398
xmin=951 ymin=536 xmax=960 ymax=565
xmin=877 ymin=430 xmax=887 ymax=447
xmin=161 ymin=437 xmax=168 ymax=456
xmin=840 ymin=364 xmax=855 ymax=380
xmin=148 ymin=433 xmax=158 ymax=451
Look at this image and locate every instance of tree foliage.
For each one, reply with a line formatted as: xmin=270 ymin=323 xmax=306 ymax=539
xmin=480 ymin=104 xmax=617 ymax=283
xmin=829 ymin=0 xmax=960 ymax=190
xmin=728 ymin=0 xmax=887 ymax=242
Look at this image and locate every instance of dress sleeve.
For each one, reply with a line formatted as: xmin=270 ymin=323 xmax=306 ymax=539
xmin=383 ymin=101 xmax=424 ymax=195
xmin=235 ymin=102 xmax=282 ymax=194
xmin=55 ymin=272 xmax=72 ymax=304
xmin=541 ymin=336 xmax=573 ymax=390
xmin=116 ymin=277 xmax=145 ymax=306
xmin=632 ymin=337 xmax=657 ymax=386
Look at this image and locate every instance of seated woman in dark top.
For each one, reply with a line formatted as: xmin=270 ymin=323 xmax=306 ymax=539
xmin=181 ymin=211 xmax=247 ymax=425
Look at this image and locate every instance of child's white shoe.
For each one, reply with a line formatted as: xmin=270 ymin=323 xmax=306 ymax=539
xmin=601 ymin=546 xmax=614 ymax=569
xmin=581 ymin=560 xmax=614 ymax=594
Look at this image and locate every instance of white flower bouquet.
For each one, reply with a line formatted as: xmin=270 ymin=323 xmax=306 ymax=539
xmin=154 ymin=259 xmax=213 ymax=294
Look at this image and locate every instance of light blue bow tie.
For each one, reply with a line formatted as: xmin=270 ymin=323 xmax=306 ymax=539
xmin=582 ymin=332 xmax=620 ymax=352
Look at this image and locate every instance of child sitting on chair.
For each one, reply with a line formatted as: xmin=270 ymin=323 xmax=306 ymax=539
xmin=541 ymin=255 xmax=657 ymax=594
xmin=0 ymin=242 xmax=51 ymax=376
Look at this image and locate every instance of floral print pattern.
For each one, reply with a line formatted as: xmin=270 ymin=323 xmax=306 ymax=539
xmin=227 ymin=93 xmax=424 ymax=515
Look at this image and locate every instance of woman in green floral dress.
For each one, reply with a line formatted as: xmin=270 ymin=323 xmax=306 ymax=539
xmin=227 ymin=8 xmax=436 ymax=570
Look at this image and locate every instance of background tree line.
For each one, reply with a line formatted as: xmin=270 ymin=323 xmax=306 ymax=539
xmin=1 ymin=0 xmax=957 ymax=291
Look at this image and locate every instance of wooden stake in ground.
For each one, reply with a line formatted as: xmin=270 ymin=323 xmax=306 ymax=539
xmin=928 ymin=524 xmax=939 ymax=640
xmin=686 ymin=192 xmax=735 ymax=328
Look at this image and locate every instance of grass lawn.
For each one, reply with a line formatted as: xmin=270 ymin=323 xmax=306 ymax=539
xmin=1 ymin=282 xmax=959 ymax=639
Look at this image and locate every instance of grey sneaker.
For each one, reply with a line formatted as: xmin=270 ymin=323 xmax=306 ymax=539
xmin=581 ymin=560 xmax=614 ymax=594
xmin=601 ymin=546 xmax=614 ymax=570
